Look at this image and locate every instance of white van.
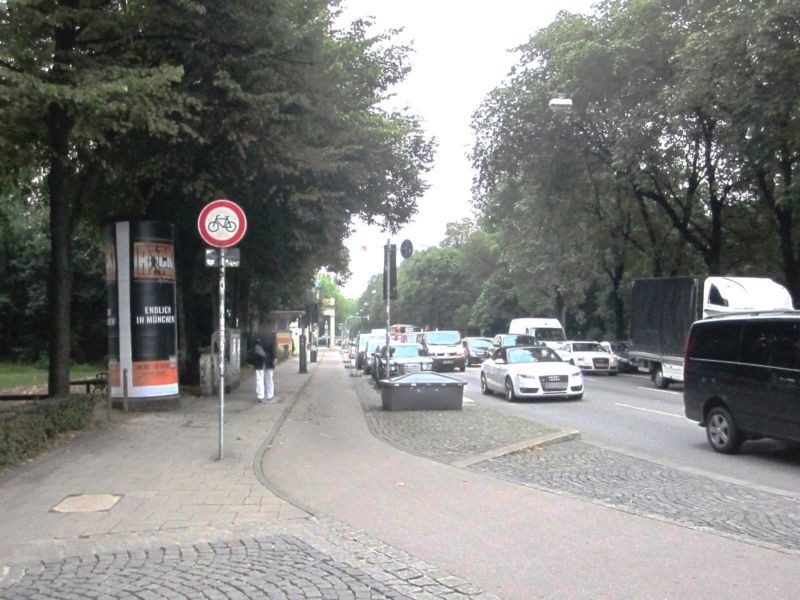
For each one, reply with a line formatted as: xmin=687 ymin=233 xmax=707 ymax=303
xmin=508 ymin=318 xmax=566 ymax=349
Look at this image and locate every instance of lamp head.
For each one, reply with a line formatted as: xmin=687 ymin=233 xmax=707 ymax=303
xmin=548 ymin=96 xmax=573 ymax=112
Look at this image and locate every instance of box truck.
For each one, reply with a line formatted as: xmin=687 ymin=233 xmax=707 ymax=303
xmin=629 ymin=276 xmax=793 ymax=388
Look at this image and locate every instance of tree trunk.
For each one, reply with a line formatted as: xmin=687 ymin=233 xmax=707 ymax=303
xmin=45 ymin=2 xmax=79 ymax=396
xmin=46 ymin=102 xmax=74 ymax=396
xmin=177 ymin=235 xmax=201 ymax=386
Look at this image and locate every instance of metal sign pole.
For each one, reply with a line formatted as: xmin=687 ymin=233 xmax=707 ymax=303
xmin=385 ymin=239 xmax=391 ymax=380
xmin=218 ymin=247 xmax=226 ymax=460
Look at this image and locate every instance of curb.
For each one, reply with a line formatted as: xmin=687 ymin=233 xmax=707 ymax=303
xmin=450 ymin=428 xmax=580 ymax=468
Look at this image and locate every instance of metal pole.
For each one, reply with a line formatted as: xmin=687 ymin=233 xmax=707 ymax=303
xmin=385 ymin=239 xmax=391 ymax=380
xmin=122 ymin=368 xmax=129 ymax=412
xmin=218 ymin=247 xmax=226 ymax=460
xmin=106 ymin=370 xmax=111 ymax=422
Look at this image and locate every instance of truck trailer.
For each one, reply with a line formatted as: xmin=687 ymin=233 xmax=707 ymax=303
xmin=629 ymin=276 xmax=793 ymax=388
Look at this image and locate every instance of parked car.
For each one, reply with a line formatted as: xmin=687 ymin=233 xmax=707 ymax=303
xmin=362 ymin=336 xmax=384 ymax=375
xmin=683 ymin=311 xmax=800 ymax=454
xmin=374 ymin=343 xmax=434 ymax=381
xmin=462 ymin=337 xmax=493 ymax=366
xmin=481 ymin=345 xmax=584 ymax=401
xmin=356 ymin=333 xmax=383 ymax=369
xmin=418 ymin=330 xmax=465 ymax=372
xmin=561 ymin=341 xmax=618 ymax=375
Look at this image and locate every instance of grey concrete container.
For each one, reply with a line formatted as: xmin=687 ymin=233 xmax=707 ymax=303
xmin=380 ymin=372 xmax=466 ymax=411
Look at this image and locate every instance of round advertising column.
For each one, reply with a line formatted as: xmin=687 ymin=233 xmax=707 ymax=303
xmin=106 ymin=221 xmax=180 ymax=410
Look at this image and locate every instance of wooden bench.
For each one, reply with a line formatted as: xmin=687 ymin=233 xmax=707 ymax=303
xmin=69 ymin=372 xmax=108 ymax=394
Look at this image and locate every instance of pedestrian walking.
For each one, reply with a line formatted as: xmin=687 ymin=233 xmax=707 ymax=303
xmin=246 ymin=337 xmax=268 ymax=403
xmin=263 ymin=333 xmax=277 ymax=401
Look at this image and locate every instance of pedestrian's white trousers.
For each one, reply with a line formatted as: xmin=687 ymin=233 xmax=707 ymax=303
xmin=255 ymin=368 xmax=265 ymax=400
xmin=265 ymin=368 xmax=274 ymax=399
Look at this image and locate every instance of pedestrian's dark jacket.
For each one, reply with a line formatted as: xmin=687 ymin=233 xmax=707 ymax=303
xmin=246 ymin=342 xmax=267 ymax=369
xmin=246 ymin=335 xmax=277 ymax=369
xmin=262 ymin=336 xmax=277 ymax=369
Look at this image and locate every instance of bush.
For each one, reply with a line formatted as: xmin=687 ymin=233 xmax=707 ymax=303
xmin=0 ymin=395 xmax=95 ymax=469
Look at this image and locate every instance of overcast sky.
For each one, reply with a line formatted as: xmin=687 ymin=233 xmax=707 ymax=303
xmin=338 ymin=0 xmax=596 ymax=297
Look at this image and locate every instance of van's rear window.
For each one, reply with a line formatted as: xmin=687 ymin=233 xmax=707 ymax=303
xmin=692 ymin=323 xmax=742 ymax=361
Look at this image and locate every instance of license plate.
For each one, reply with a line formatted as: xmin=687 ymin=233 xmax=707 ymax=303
xmin=442 ymin=359 xmax=453 ymax=364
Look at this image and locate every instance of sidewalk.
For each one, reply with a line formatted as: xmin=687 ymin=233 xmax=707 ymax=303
xmin=263 ymin=351 xmax=800 ymax=599
xmin=0 ymin=354 xmax=496 ymax=599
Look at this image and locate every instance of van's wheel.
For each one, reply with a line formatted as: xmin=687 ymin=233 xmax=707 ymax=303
xmin=706 ymin=406 xmax=744 ymax=454
xmin=504 ymin=377 xmax=516 ymax=402
xmin=480 ymin=373 xmax=491 ymax=395
xmin=653 ymin=365 xmax=670 ymax=389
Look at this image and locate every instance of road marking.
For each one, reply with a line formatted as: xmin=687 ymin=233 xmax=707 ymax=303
xmin=637 ymin=386 xmax=680 ymax=396
xmin=615 ymin=402 xmax=684 ymax=418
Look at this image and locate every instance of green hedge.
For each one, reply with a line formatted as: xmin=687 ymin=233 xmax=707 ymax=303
xmin=0 ymin=395 xmax=95 ymax=469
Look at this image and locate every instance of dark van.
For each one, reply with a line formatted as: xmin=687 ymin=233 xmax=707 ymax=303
xmin=683 ymin=312 xmax=800 ymax=454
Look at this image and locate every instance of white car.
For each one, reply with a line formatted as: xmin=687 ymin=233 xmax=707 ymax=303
xmin=562 ymin=341 xmax=618 ymax=375
xmin=480 ymin=345 xmax=584 ymax=401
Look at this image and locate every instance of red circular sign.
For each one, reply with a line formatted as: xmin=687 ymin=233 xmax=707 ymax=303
xmin=198 ymin=199 xmax=247 ymax=248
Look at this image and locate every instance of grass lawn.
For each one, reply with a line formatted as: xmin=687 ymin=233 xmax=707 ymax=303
xmin=0 ymin=363 xmax=102 ymax=392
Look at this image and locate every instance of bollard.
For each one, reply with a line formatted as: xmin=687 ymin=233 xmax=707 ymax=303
xmin=122 ymin=368 xmax=129 ymax=412
xmin=106 ymin=371 xmax=112 ymax=422
xmin=299 ymin=334 xmax=307 ymax=373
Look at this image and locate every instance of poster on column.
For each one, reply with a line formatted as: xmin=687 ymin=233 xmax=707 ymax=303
xmin=130 ymin=221 xmax=179 ymax=393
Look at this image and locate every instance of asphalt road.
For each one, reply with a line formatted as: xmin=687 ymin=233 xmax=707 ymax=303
xmin=450 ymin=365 xmax=800 ymax=496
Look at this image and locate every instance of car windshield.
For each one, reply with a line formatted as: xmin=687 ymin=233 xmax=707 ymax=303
xmin=501 ymin=335 xmax=536 ymax=346
xmin=426 ymin=331 xmax=460 ymax=345
xmin=573 ymin=342 xmax=606 ymax=352
xmin=391 ymin=345 xmax=422 ymax=358
xmin=467 ymin=338 xmax=492 ymax=349
xmin=506 ymin=347 xmax=560 ymax=364
xmin=535 ymin=328 xmax=566 ymax=341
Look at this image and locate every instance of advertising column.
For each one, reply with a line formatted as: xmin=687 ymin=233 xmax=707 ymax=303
xmin=107 ymin=221 xmax=179 ymax=405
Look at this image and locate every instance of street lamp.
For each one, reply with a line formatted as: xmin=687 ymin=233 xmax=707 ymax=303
xmin=548 ymin=94 xmax=573 ymax=113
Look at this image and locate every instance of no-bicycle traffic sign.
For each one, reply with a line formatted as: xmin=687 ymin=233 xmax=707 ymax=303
xmin=197 ymin=199 xmax=247 ymax=248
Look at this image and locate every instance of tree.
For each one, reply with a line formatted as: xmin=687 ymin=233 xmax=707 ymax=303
xmin=0 ymin=1 xmax=185 ymax=394
xmin=0 ymin=1 xmax=433 ymax=387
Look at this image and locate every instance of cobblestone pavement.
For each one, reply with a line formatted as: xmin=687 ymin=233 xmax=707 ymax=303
xmin=0 ymin=517 xmax=495 ymax=600
xmin=472 ymin=440 xmax=800 ymax=553
xmin=356 ymin=380 xmax=565 ymax=465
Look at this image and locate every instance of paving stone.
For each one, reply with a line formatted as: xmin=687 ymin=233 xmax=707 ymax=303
xmin=472 ymin=440 xmax=800 ymax=552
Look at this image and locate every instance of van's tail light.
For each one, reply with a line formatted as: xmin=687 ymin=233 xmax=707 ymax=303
xmin=684 ymin=328 xmax=694 ymax=366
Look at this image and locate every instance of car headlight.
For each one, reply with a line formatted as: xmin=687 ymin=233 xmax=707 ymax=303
xmin=570 ymin=371 xmax=583 ymax=382
xmin=422 ymin=363 xmax=432 ymax=370
xmin=516 ymin=374 xmax=538 ymax=384
xmin=609 ymin=356 xmax=618 ymax=366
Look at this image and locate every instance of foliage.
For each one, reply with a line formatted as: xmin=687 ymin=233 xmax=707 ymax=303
xmin=469 ymin=0 xmax=800 ymax=337
xmin=0 ymin=1 xmax=433 ymax=386
xmin=0 ymin=395 xmax=95 ymax=469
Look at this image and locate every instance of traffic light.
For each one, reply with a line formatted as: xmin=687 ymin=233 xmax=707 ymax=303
xmin=383 ymin=243 xmax=397 ymax=300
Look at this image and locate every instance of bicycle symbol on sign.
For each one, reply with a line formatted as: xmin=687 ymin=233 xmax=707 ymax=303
xmin=207 ymin=214 xmax=237 ymax=233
